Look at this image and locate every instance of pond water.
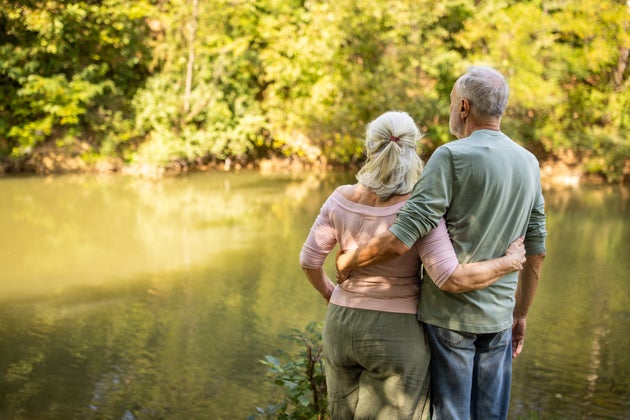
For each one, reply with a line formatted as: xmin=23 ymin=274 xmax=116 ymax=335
xmin=0 ymin=171 xmax=628 ymax=419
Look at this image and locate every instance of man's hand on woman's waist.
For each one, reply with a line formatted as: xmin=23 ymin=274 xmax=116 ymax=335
xmin=335 ymin=231 xmax=409 ymax=284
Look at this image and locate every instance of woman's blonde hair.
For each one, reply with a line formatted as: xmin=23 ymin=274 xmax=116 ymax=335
xmin=356 ymin=111 xmax=424 ymax=200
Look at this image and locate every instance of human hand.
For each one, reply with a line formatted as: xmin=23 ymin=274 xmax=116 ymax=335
xmin=506 ymin=237 xmax=526 ymax=272
xmin=512 ymin=316 xmax=527 ymax=358
xmin=321 ymin=279 xmax=335 ymax=303
xmin=335 ymin=249 xmax=351 ymax=284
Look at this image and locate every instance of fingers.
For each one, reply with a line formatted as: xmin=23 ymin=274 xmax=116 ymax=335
xmin=512 ymin=317 xmax=527 ymax=358
xmin=512 ymin=339 xmax=524 ymax=358
xmin=337 ymin=271 xmax=349 ymax=284
xmin=506 ymin=237 xmax=527 ymax=270
xmin=335 ymin=249 xmax=352 ymax=283
xmin=507 ymin=238 xmax=525 ymax=252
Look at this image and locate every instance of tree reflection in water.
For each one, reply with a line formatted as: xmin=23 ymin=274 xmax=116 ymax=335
xmin=0 ymin=174 xmax=628 ymax=419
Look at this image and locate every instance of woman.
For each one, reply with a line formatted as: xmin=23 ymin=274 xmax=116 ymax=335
xmin=299 ymin=111 xmax=524 ymax=419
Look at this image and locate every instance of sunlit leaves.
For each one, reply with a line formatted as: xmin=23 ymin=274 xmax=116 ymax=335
xmin=0 ymin=0 xmax=154 ymax=157
xmin=0 ymin=0 xmax=627 ymax=179
xmin=451 ymin=0 xmax=628 ymax=180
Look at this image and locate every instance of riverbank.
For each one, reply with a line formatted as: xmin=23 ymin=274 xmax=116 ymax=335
xmin=1 ymin=145 xmax=628 ymax=187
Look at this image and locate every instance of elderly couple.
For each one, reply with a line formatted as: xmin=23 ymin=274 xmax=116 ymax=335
xmin=299 ymin=66 xmax=547 ymax=420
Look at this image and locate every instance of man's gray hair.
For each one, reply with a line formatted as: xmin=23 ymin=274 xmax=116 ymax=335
xmin=356 ymin=111 xmax=424 ymax=200
xmin=456 ymin=66 xmax=509 ymax=118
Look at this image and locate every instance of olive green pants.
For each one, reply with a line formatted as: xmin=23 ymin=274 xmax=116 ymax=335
xmin=323 ymin=304 xmax=431 ymax=420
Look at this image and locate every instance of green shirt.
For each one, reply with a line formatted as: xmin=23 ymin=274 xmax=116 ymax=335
xmin=390 ymin=129 xmax=547 ymax=333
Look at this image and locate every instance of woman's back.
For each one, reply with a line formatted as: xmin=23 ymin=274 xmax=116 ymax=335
xmin=300 ymin=185 xmax=422 ymax=314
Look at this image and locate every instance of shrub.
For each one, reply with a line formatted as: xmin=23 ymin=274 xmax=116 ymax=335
xmin=250 ymin=322 xmax=328 ymax=420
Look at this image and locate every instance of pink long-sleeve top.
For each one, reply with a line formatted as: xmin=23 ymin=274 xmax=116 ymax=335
xmin=299 ymin=189 xmax=459 ymax=314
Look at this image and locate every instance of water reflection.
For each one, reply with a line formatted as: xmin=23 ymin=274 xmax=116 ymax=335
xmin=511 ymin=184 xmax=630 ymax=419
xmin=0 ymin=174 xmax=628 ymax=419
xmin=0 ymin=173 xmax=335 ymax=300
xmin=0 ymin=171 xmax=349 ymax=419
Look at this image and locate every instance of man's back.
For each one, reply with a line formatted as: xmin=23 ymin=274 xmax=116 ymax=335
xmin=391 ymin=129 xmax=546 ymax=333
xmin=440 ymin=129 xmax=544 ymax=263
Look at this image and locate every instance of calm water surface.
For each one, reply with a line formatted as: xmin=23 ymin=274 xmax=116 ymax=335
xmin=0 ymin=172 xmax=628 ymax=419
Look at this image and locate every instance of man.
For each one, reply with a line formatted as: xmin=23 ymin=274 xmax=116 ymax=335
xmin=336 ymin=65 xmax=547 ymax=419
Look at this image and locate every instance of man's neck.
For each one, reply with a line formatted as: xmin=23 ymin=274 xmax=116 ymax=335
xmin=464 ymin=119 xmax=501 ymax=137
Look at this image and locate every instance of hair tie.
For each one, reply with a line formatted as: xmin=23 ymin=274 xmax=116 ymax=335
xmin=389 ymin=134 xmax=400 ymax=143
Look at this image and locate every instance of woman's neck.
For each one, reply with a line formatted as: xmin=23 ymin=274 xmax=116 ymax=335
xmin=339 ymin=183 xmax=409 ymax=207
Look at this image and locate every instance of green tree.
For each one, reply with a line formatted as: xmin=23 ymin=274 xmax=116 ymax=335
xmin=454 ymin=0 xmax=629 ymax=181
xmin=0 ymin=0 xmax=627 ymax=180
xmin=0 ymin=0 xmax=154 ymax=159
xmin=132 ymin=0 xmax=271 ymax=166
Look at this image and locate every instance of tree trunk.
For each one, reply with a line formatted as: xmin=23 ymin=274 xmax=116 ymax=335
xmin=613 ymin=46 xmax=628 ymax=92
xmin=184 ymin=0 xmax=199 ymax=114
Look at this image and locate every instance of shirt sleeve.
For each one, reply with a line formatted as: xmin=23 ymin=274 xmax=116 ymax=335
xmin=390 ymin=146 xmax=454 ymax=248
xmin=524 ymin=180 xmax=547 ymax=255
xmin=299 ymin=196 xmax=338 ymax=269
xmin=416 ymin=218 xmax=458 ymax=288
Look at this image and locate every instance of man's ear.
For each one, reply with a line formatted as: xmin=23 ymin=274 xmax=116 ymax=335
xmin=460 ymin=98 xmax=470 ymax=117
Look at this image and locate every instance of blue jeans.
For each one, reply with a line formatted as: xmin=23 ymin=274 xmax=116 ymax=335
xmin=424 ymin=324 xmax=512 ymax=420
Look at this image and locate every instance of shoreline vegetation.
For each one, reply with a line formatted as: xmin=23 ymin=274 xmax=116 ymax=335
xmin=1 ymin=1 xmax=628 ymax=186
xmin=0 ymin=145 xmax=627 ymax=188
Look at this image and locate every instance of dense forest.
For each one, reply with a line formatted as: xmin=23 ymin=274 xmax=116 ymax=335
xmin=0 ymin=0 xmax=628 ymax=181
